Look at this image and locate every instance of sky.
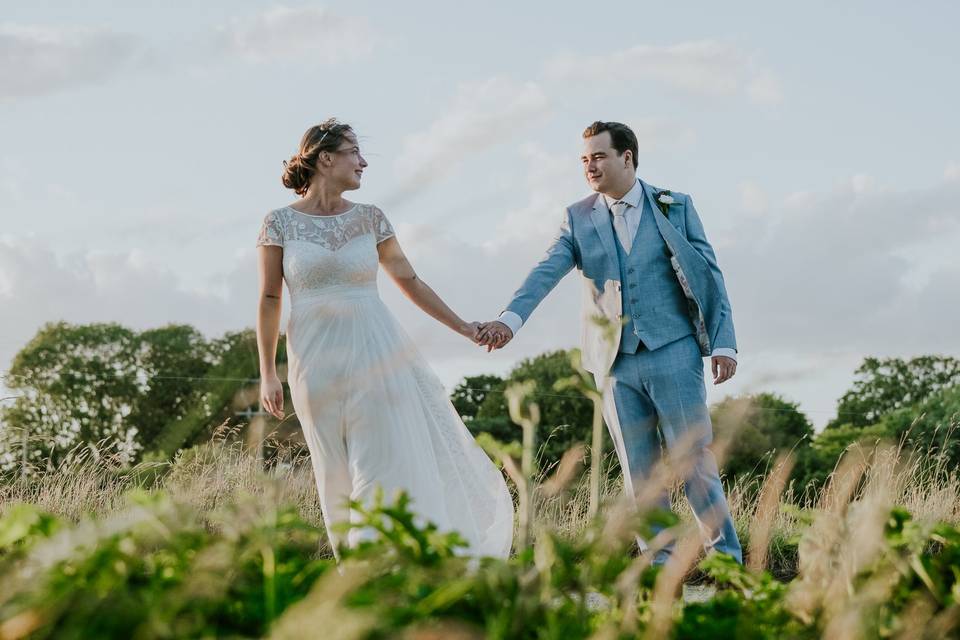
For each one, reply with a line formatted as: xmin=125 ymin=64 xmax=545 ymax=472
xmin=1 ymin=1 xmax=959 ymax=429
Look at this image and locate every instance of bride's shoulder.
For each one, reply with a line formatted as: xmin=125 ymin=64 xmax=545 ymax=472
xmin=353 ymin=201 xmax=383 ymax=213
xmin=354 ymin=202 xmax=389 ymax=221
xmin=263 ymin=206 xmax=293 ymax=222
xmin=353 ymin=203 xmax=395 ymax=241
xmin=256 ymin=207 xmax=292 ymax=248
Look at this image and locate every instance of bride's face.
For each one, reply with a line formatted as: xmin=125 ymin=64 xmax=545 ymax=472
xmin=325 ymin=132 xmax=367 ymax=191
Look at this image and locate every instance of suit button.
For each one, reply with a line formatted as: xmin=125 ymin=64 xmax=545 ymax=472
xmin=629 ymin=283 xmax=636 ymax=289
xmin=628 ymin=268 xmax=635 ymax=274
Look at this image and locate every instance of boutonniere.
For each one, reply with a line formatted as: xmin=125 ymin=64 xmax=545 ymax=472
xmin=655 ymin=190 xmax=675 ymax=217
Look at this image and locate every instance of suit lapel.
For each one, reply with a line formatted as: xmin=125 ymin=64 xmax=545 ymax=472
xmin=590 ymin=194 xmax=620 ymax=266
xmin=640 ymin=179 xmax=683 ymax=252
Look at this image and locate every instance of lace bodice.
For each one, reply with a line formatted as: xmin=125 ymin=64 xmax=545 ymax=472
xmin=255 ymin=204 xmax=395 ymax=301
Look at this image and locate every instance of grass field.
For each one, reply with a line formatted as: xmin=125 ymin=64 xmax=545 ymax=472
xmin=2 ymin=414 xmax=960 ymax=638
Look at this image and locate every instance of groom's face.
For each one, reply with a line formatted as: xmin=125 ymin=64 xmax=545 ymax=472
xmin=581 ymin=131 xmax=633 ymax=194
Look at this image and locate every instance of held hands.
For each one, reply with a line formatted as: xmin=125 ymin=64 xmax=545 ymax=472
xmin=460 ymin=321 xmax=513 ymax=352
xmin=475 ymin=321 xmax=514 ymax=352
xmin=711 ymin=355 xmax=737 ymax=385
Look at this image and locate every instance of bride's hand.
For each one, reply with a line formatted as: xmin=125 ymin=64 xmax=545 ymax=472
xmin=260 ymin=374 xmax=285 ymax=419
xmin=460 ymin=321 xmax=483 ymax=343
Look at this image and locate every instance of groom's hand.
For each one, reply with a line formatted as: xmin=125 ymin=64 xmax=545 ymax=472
xmin=711 ymin=356 xmax=737 ymax=385
xmin=477 ymin=321 xmax=513 ymax=352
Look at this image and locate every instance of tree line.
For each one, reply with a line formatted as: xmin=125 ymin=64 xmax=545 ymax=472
xmin=2 ymin=322 xmax=959 ymax=489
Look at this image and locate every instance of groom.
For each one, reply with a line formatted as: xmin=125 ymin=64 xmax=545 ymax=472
xmin=478 ymin=121 xmax=742 ymax=564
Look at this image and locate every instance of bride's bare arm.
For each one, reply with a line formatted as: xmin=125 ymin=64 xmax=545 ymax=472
xmin=377 ymin=236 xmax=480 ymax=341
xmin=257 ymin=245 xmax=285 ymax=418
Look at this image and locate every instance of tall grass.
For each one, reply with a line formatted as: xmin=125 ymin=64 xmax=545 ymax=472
xmin=4 ymin=418 xmax=960 ymax=577
xmin=1 ymin=423 xmax=324 ymax=535
xmin=4 ymin=368 xmax=960 ymax=639
xmin=3 ymin=410 xmax=960 ymax=637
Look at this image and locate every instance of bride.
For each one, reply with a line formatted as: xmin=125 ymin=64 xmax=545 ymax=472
xmin=255 ymin=118 xmax=514 ymax=558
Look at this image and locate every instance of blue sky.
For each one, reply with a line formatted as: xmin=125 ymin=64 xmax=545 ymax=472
xmin=2 ymin=1 xmax=959 ymax=428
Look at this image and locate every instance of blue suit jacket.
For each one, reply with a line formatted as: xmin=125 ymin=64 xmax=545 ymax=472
xmin=504 ymin=179 xmax=736 ymax=374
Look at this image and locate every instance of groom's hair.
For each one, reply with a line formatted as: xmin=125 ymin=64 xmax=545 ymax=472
xmin=582 ymin=121 xmax=638 ymax=170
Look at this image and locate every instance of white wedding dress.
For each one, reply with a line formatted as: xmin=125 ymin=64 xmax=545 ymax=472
xmin=256 ymin=203 xmax=514 ymax=558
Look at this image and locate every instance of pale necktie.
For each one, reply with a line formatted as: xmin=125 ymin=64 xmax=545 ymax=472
xmin=610 ymin=201 xmax=631 ymax=251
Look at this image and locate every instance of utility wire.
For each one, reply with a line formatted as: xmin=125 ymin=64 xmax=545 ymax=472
xmin=0 ymin=371 xmax=888 ymax=418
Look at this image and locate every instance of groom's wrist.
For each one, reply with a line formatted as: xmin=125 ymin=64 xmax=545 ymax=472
xmin=711 ymin=347 xmax=737 ymax=362
xmin=497 ymin=311 xmax=523 ymax=336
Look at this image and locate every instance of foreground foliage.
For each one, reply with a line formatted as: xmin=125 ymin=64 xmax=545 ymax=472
xmin=1 ymin=479 xmax=959 ymax=639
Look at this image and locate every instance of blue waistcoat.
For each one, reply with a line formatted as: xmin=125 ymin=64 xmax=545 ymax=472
xmin=615 ymin=197 xmax=695 ymax=354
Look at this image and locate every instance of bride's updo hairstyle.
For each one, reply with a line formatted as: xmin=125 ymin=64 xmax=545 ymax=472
xmin=282 ymin=118 xmax=354 ymax=196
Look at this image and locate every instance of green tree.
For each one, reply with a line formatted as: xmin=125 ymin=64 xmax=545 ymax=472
xmin=0 ymin=323 xmax=271 ymax=472
xmin=450 ymin=374 xmax=505 ymax=421
xmin=828 ymin=355 xmax=960 ymax=429
xmin=711 ymin=393 xmax=815 ymax=485
xmin=876 ymin=383 xmax=960 ymax=469
xmin=127 ymin=325 xmax=220 ymax=448
xmin=147 ymin=329 xmax=271 ymax=458
xmin=2 ymin=322 xmax=145 ymax=471
xmin=470 ymin=350 xmax=598 ymax=470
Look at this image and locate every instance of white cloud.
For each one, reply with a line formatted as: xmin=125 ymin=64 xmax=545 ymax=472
xmin=388 ymin=77 xmax=551 ymax=205
xmin=721 ymin=177 xmax=960 ymax=357
xmin=484 ymin=143 xmax=583 ymax=245
xmin=782 ymin=190 xmax=815 ymax=211
xmin=738 ymin=180 xmax=768 ymax=215
xmin=546 ymin=40 xmax=782 ymax=105
xmin=745 ymin=70 xmax=783 ymax=106
xmin=0 ymin=7 xmax=378 ymax=102
xmin=946 ymin=162 xmax=960 ymax=182
xmin=850 ymin=173 xmax=878 ymax=195
xmin=215 ymin=5 xmax=377 ymax=63
xmin=629 ymin=117 xmax=697 ymax=153
xmin=0 ymin=237 xmax=260 ymax=375
xmin=0 ymin=23 xmax=143 ymax=100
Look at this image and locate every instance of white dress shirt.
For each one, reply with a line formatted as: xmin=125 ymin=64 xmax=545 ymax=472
xmin=603 ymin=179 xmax=644 ymax=250
xmin=498 ymin=179 xmax=737 ymax=362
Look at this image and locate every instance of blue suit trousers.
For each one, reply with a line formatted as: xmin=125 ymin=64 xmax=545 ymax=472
xmin=601 ymin=334 xmax=742 ymax=564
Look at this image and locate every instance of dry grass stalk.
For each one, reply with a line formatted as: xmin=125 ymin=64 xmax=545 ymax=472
xmin=787 ymin=448 xmax=870 ymax=624
xmin=748 ymin=452 xmax=795 ymax=572
xmin=540 ymin=443 xmax=586 ymax=498
xmin=645 ymin=529 xmax=703 ymax=640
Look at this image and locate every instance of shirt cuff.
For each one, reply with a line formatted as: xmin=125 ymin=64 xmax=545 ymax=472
xmin=711 ymin=347 xmax=737 ymax=362
xmin=497 ymin=311 xmax=523 ymax=336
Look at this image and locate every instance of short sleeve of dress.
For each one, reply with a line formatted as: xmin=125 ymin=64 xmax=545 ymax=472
xmin=256 ymin=210 xmax=284 ymax=248
xmin=372 ymin=206 xmax=395 ymax=244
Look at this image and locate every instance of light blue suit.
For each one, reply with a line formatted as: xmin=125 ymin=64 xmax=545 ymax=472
xmin=502 ymin=178 xmax=742 ymax=563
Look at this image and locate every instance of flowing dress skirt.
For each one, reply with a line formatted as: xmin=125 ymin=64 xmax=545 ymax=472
xmin=285 ymin=283 xmax=514 ymax=558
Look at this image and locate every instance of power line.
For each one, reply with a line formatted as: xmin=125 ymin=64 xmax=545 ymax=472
xmin=153 ymin=375 xmax=259 ymax=383
xmin=0 ymin=371 xmax=892 ymax=419
xmin=1 ymin=372 xmax=259 ymax=384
